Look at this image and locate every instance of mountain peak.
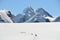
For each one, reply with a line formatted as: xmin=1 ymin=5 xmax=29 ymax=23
xmin=0 ymin=9 xmax=11 ymax=15
xmin=23 ymin=6 xmax=34 ymax=13
xmin=25 ymin=6 xmax=33 ymax=10
xmin=35 ymin=8 xmax=53 ymax=17
xmin=36 ymin=8 xmax=44 ymax=12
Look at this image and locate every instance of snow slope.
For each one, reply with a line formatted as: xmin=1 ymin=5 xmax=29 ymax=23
xmin=45 ymin=16 xmax=56 ymax=22
xmin=0 ymin=23 xmax=60 ymax=40
xmin=0 ymin=9 xmax=13 ymax=23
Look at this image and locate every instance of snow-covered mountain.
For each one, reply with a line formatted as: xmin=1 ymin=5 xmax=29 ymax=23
xmin=0 ymin=7 xmax=60 ymax=23
xmin=24 ymin=7 xmax=53 ymax=22
xmin=0 ymin=9 xmax=14 ymax=23
xmin=13 ymin=14 xmax=25 ymax=23
xmin=53 ymin=16 xmax=60 ymax=22
xmin=23 ymin=7 xmax=35 ymax=21
xmin=35 ymin=8 xmax=53 ymax=17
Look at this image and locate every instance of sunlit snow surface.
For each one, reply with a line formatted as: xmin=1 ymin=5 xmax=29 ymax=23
xmin=0 ymin=23 xmax=60 ymax=40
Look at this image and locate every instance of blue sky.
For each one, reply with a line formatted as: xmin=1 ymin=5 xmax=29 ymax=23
xmin=0 ymin=0 xmax=60 ymax=16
